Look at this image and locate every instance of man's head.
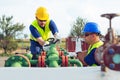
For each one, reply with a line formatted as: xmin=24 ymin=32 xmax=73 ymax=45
xmin=35 ymin=6 xmax=49 ymax=27
xmin=82 ymin=22 xmax=101 ymax=44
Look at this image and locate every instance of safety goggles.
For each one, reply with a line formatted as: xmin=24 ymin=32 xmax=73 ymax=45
xmin=36 ymin=17 xmax=47 ymax=22
xmin=84 ymin=33 xmax=94 ymax=37
xmin=38 ymin=20 xmax=47 ymax=22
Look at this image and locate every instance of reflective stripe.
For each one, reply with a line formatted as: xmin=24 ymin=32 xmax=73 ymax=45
xmin=30 ymin=20 xmax=51 ymax=41
xmin=87 ymin=41 xmax=103 ymax=55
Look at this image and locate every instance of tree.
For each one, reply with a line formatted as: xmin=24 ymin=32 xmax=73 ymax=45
xmin=24 ymin=34 xmax=28 ymax=39
xmin=69 ymin=17 xmax=87 ymax=37
xmin=0 ymin=15 xmax=25 ymax=54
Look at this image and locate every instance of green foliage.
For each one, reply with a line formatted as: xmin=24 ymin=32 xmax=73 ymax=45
xmin=0 ymin=15 xmax=25 ymax=39
xmin=17 ymin=40 xmax=30 ymax=49
xmin=0 ymin=53 xmax=14 ymax=57
xmin=0 ymin=15 xmax=26 ymax=54
xmin=24 ymin=34 xmax=28 ymax=39
xmin=69 ymin=17 xmax=87 ymax=37
xmin=7 ymin=40 xmax=18 ymax=52
xmin=0 ymin=38 xmax=18 ymax=54
xmin=59 ymin=41 xmax=66 ymax=49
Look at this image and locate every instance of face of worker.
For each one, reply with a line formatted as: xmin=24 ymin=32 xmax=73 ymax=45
xmin=36 ymin=17 xmax=47 ymax=27
xmin=83 ymin=33 xmax=95 ymax=44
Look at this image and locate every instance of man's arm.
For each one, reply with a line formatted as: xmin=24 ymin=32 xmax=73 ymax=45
xmin=36 ymin=37 xmax=46 ymax=46
xmin=77 ymin=50 xmax=88 ymax=66
xmin=49 ymin=20 xmax=59 ymax=36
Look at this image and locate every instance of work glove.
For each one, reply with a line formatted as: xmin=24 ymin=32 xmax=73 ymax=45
xmin=44 ymin=41 xmax=49 ymax=45
xmin=43 ymin=41 xmax=50 ymax=51
xmin=56 ymin=34 xmax=61 ymax=40
xmin=43 ymin=45 xmax=50 ymax=52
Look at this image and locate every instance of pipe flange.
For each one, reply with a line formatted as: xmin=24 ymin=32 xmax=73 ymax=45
xmin=103 ymin=44 xmax=120 ymax=71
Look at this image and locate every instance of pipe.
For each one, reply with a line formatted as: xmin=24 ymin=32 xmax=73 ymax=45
xmin=30 ymin=60 xmax=38 ymax=65
xmin=49 ymin=61 xmax=59 ymax=67
xmin=11 ymin=62 xmax=22 ymax=67
xmin=46 ymin=44 xmax=60 ymax=67
xmin=69 ymin=59 xmax=83 ymax=67
xmin=5 ymin=54 xmax=31 ymax=67
xmin=48 ymin=54 xmax=59 ymax=67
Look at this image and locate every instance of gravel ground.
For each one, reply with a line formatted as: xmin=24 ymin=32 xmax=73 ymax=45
xmin=0 ymin=57 xmax=9 ymax=67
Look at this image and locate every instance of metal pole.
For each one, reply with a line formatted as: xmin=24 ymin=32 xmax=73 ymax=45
xmin=101 ymin=13 xmax=120 ymax=43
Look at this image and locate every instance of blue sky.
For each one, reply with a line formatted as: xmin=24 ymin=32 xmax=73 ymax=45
xmin=0 ymin=0 xmax=120 ymax=38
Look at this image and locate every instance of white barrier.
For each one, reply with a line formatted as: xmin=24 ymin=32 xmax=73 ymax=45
xmin=0 ymin=67 xmax=120 ymax=80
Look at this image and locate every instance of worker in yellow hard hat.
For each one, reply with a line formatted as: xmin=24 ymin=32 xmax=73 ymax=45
xmin=29 ymin=6 xmax=59 ymax=62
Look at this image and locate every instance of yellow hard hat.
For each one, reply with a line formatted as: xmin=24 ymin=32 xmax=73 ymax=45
xmin=35 ymin=6 xmax=49 ymax=20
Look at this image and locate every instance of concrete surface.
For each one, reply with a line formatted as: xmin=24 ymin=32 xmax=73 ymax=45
xmin=0 ymin=67 xmax=120 ymax=80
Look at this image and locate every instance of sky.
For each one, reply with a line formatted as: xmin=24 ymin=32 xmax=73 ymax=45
xmin=0 ymin=0 xmax=120 ymax=38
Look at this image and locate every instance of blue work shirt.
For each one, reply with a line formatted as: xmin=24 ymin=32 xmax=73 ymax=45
xmin=84 ymin=48 xmax=100 ymax=66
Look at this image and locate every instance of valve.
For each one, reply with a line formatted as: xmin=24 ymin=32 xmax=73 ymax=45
xmin=94 ymin=13 xmax=120 ymax=71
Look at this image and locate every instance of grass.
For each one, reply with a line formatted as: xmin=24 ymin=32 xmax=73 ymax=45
xmin=17 ymin=40 xmax=30 ymax=48
xmin=0 ymin=53 xmax=14 ymax=57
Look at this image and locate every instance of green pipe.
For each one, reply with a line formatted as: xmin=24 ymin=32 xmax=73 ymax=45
xmin=24 ymin=53 xmax=33 ymax=60
xmin=69 ymin=59 xmax=83 ymax=67
xmin=11 ymin=62 xmax=22 ymax=67
xmin=30 ymin=60 xmax=38 ymax=65
xmin=49 ymin=61 xmax=59 ymax=67
xmin=48 ymin=54 xmax=59 ymax=67
xmin=46 ymin=44 xmax=60 ymax=67
xmin=5 ymin=54 xmax=31 ymax=67
xmin=48 ymin=54 xmax=59 ymax=60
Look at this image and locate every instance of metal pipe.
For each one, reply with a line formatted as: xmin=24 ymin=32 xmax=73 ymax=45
xmin=69 ymin=59 xmax=83 ymax=67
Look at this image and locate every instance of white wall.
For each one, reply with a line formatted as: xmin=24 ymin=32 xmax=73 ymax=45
xmin=0 ymin=67 xmax=119 ymax=80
